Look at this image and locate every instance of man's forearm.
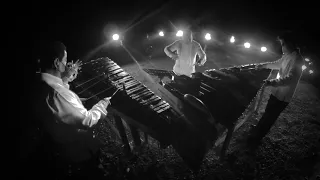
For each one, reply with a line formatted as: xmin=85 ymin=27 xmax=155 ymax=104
xmin=164 ymin=47 xmax=176 ymax=59
xmin=81 ymin=100 xmax=108 ymax=127
xmin=263 ymin=59 xmax=282 ymax=70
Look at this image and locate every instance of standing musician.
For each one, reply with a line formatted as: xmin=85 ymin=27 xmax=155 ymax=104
xmin=27 ymin=41 xmax=112 ymax=178
xmin=247 ymin=32 xmax=305 ymax=149
xmin=164 ymin=29 xmax=207 ymax=78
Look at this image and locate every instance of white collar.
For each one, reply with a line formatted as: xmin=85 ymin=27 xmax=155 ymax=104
xmin=41 ymin=73 xmax=64 ymax=87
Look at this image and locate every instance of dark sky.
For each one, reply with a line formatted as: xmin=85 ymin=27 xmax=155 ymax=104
xmin=23 ymin=0 xmax=318 ymax=64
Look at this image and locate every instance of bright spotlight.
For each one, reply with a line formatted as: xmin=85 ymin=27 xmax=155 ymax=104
xmin=305 ymin=58 xmax=310 ymax=62
xmin=230 ymin=36 xmax=235 ymax=43
xmin=205 ymin=33 xmax=211 ymax=40
xmin=309 ymin=70 xmax=314 ymax=74
xmin=176 ymin=30 xmax=183 ymax=37
xmin=244 ymin=42 xmax=251 ymax=48
xmin=112 ymin=34 xmax=119 ymax=41
xmin=302 ymin=65 xmax=307 ymax=71
xmin=159 ymin=31 xmax=164 ymax=36
xmin=261 ymin=46 xmax=267 ymax=52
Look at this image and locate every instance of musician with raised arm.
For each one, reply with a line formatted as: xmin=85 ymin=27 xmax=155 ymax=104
xmin=247 ymin=32 xmax=305 ymax=149
xmin=26 ymin=41 xmax=111 ymax=178
xmin=164 ymin=29 xmax=207 ymax=78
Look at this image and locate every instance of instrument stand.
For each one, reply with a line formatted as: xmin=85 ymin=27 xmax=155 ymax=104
xmin=219 ymin=124 xmax=236 ymax=161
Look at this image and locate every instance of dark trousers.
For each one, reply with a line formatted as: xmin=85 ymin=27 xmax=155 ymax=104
xmin=250 ymin=94 xmax=289 ymax=144
xmin=172 ymin=74 xmax=200 ymax=95
xmin=114 ymin=114 xmax=141 ymax=153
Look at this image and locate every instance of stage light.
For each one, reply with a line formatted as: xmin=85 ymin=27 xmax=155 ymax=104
xmin=205 ymin=33 xmax=211 ymax=40
xmin=159 ymin=31 xmax=164 ymax=36
xmin=302 ymin=65 xmax=307 ymax=71
xmin=261 ymin=46 xmax=267 ymax=52
xmin=305 ymin=58 xmax=310 ymax=62
xmin=230 ymin=36 xmax=235 ymax=43
xmin=244 ymin=42 xmax=251 ymax=48
xmin=176 ymin=30 xmax=183 ymax=37
xmin=309 ymin=70 xmax=314 ymax=74
xmin=112 ymin=34 xmax=119 ymax=41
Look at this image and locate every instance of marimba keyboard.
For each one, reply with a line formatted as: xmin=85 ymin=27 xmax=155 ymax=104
xmin=75 ymin=57 xmax=183 ymax=146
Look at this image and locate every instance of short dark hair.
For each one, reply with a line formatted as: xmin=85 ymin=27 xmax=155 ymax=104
xmin=184 ymin=29 xmax=192 ymax=36
xmin=38 ymin=41 xmax=66 ymax=70
xmin=277 ymin=31 xmax=299 ymax=49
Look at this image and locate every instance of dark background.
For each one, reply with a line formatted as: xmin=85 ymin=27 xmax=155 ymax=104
xmin=16 ymin=0 xmax=319 ymax=81
xmin=25 ymin=0 xmax=318 ymax=55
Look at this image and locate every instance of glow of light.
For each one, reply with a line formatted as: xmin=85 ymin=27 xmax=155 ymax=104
xmin=305 ymin=58 xmax=310 ymax=62
xmin=244 ymin=42 xmax=251 ymax=48
xmin=309 ymin=70 xmax=314 ymax=74
xmin=276 ymin=73 xmax=280 ymax=79
xmin=205 ymin=33 xmax=211 ymax=40
xmin=112 ymin=34 xmax=119 ymax=41
xmin=159 ymin=31 xmax=164 ymax=36
xmin=309 ymin=62 xmax=312 ymax=65
xmin=261 ymin=46 xmax=267 ymax=52
xmin=302 ymin=65 xmax=307 ymax=71
xmin=176 ymin=30 xmax=183 ymax=37
xmin=230 ymin=36 xmax=235 ymax=43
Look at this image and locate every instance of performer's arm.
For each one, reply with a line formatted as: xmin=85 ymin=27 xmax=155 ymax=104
xmin=58 ymin=90 xmax=110 ymax=128
xmin=267 ymin=55 xmax=304 ymax=87
xmin=164 ymin=40 xmax=180 ymax=59
xmin=260 ymin=57 xmax=283 ymax=70
xmin=196 ymin=42 xmax=207 ymax=65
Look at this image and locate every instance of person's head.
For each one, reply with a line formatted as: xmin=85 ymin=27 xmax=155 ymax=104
xmin=182 ymin=29 xmax=193 ymax=43
xmin=38 ymin=41 xmax=67 ymax=76
xmin=277 ymin=32 xmax=299 ymax=54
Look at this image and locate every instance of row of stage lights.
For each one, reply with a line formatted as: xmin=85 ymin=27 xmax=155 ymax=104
xmin=158 ymin=30 xmax=268 ymax=52
xmin=111 ymin=31 xmax=315 ymax=75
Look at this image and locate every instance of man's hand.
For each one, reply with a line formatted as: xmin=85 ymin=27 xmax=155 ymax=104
xmin=66 ymin=59 xmax=82 ymax=72
xmin=263 ymin=79 xmax=277 ymax=86
xmin=73 ymin=59 xmax=83 ymax=71
xmin=196 ymin=59 xmax=205 ymax=66
xmin=65 ymin=59 xmax=83 ymax=82
xmin=103 ymin=97 xmax=112 ymax=106
xmin=171 ymin=54 xmax=179 ymax=61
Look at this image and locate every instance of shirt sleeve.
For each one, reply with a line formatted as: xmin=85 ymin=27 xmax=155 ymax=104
xmin=164 ymin=40 xmax=180 ymax=58
xmin=264 ymin=56 xmax=284 ymax=70
xmin=57 ymin=88 xmax=109 ymax=128
xmin=269 ymin=54 xmax=304 ymax=87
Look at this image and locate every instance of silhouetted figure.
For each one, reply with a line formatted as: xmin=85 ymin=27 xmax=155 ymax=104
xmin=247 ymin=32 xmax=305 ymax=149
xmin=164 ymin=29 xmax=206 ymax=78
xmin=23 ymin=41 xmax=112 ymax=179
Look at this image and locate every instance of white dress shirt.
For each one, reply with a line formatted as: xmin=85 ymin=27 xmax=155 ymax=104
xmin=41 ymin=73 xmax=108 ymax=128
xmin=264 ymin=51 xmax=304 ymax=102
xmin=164 ymin=40 xmax=206 ymax=77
